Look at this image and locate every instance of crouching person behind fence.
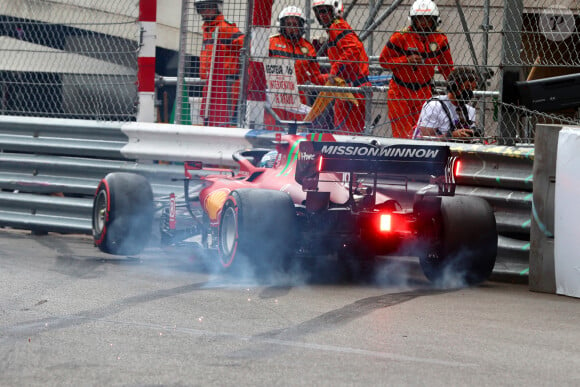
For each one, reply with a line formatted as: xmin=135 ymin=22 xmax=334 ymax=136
xmin=413 ymin=67 xmax=480 ymax=139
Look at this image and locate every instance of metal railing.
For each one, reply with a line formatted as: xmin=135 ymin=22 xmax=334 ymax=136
xmin=157 ymin=76 xmax=501 ymax=136
xmin=0 ymin=116 xmax=532 ymax=277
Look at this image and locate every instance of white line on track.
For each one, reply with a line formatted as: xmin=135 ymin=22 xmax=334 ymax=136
xmin=90 ymin=317 xmax=478 ymax=368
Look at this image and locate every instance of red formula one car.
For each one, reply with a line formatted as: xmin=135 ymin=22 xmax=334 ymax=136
xmin=92 ymin=130 xmax=497 ymax=285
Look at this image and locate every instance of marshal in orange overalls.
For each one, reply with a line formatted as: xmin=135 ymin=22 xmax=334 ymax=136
xmin=199 ymin=14 xmax=244 ymax=126
xmin=380 ymin=26 xmax=453 ymax=138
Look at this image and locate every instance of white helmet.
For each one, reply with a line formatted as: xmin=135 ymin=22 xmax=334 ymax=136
xmin=278 ymin=6 xmax=307 ymax=37
xmin=408 ymin=0 xmax=441 ymax=28
xmin=279 ymin=6 xmax=306 ymax=23
xmin=312 ymin=0 xmax=344 ymax=18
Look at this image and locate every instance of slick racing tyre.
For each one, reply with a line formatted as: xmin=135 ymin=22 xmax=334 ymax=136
xmin=418 ymin=196 xmax=497 ymax=286
xmin=218 ymin=189 xmax=297 ymax=274
xmin=92 ymin=172 xmax=154 ymax=255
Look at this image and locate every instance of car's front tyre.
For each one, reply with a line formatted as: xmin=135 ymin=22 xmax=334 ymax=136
xmin=92 ymin=172 xmax=154 ymax=255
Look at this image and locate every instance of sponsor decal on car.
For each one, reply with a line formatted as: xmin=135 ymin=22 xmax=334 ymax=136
xmin=204 ymin=188 xmax=231 ymax=221
xmin=298 ymin=151 xmax=316 ymax=161
xmin=320 ymin=144 xmax=441 ymax=159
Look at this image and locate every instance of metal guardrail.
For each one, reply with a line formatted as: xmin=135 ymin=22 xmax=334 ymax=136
xmin=452 ymin=144 xmax=533 ymax=275
xmin=0 ymin=116 xmax=532 ymax=277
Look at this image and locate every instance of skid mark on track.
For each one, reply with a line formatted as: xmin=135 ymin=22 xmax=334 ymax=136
xmin=33 ymin=235 xmax=77 ymax=256
xmin=1 ymin=285 xmax=469 ymax=367
xmin=6 ymin=313 xmax=473 ymax=368
xmin=262 ymin=288 xmax=447 ymax=339
xmin=0 ymin=281 xmax=209 ymax=343
xmin=229 ymin=288 xmax=452 ymax=360
xmin=34 ymin=236 xmax=105 ymax=278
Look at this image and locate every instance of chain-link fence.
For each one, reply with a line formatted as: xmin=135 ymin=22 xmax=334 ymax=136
xmin=175 ymin=0 xmax=580 ymax=144
xmin=1 ymin=1 xmax=578 ymax=141
xmin=0 ymin=1 xmax=139 ymax=120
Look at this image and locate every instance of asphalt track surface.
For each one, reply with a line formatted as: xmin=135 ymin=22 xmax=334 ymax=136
xmin=1 ymin=229 xmax=579 ymax=386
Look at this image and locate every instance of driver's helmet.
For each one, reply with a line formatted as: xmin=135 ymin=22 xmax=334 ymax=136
xmin=259 ymin=150 xmax=279 ymax=168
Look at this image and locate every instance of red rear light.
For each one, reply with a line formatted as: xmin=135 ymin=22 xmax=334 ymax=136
xmin=317 ymin=155 xmax=324 ymax=172
xmin=453 ymin=159 xmax=461 ymax=178
xmin=379 ymin=214 xmax=392 ymax=232
xmin=375 ymin=212 xmax=410 ymax=234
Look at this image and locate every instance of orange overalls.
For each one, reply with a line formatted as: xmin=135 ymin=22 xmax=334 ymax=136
xmin=325 ymin=18 xmax=371 ymax=134
xmin=380 ymin=26 xmax=453 ymax=138
xmin=199 ymin=15 xmax=244 ymax=126
xmin=267 ymin=34 xmax=328 ymax=125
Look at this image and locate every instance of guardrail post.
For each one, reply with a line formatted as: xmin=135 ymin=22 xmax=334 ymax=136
xmin=529 ymin=125 xmax=559 ymax=293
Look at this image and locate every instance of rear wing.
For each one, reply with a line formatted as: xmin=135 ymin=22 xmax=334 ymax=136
xmin=295 ymin=141 xmax=456 ymax=193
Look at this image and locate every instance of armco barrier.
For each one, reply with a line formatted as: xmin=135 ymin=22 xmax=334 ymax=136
xmin=0 ymin=117 xmax=532 ymax=277
xmin=0 ymin=116 xmax=184 ymax=233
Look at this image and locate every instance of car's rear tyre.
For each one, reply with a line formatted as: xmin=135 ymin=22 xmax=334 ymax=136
xmin=218 ymin=189 xmax=296 ymax=274
xmin=418 ymin=196 xmax=497 ymax=286
xmin=92 ymin=172 xmax=154 ymax=255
